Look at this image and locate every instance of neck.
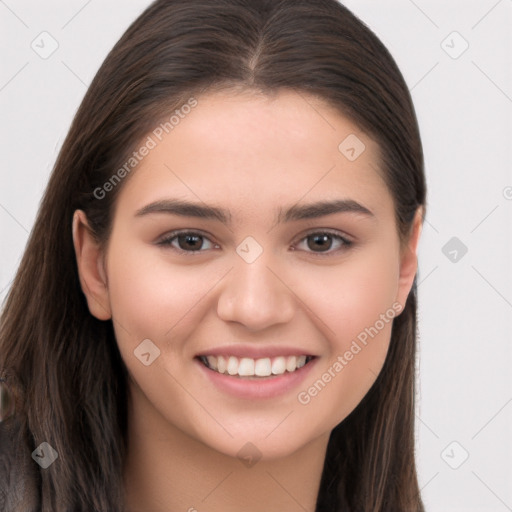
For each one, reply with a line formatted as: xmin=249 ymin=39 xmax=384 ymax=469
xmin=123 ymin=379 xmax=330 ymax=512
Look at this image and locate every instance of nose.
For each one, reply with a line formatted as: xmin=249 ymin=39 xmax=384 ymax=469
xmin=216 ymin=254 xmax=296 ymax=331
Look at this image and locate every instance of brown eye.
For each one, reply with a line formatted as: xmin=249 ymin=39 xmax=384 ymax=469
xmin=296 ymin=231 xmax=352 ymax=255
xmin=307 ymin=234 xmax=333 ymax=252
xmin=158 ymin=231 xmax=217 ymax=253
xmin=177 ymin=234 xmax=204 ymax=251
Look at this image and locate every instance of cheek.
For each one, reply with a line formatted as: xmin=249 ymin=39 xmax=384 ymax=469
xmin=291 ymin=246 xmax=399 ymax=427
xmin=292 ymin=244 xmax=400 ymax=349
xmin=105 ymin=242 xmax=222 ymax=348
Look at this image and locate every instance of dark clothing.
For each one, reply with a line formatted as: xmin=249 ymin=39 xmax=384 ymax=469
xmin=0 ymin=417 xmax=40 ymax=512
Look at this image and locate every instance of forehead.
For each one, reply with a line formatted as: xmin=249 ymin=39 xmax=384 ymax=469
xmin=164 ymin=89 xmax=374 ymax=165
xmin=115 ymin=89 xmax=392 ymax=222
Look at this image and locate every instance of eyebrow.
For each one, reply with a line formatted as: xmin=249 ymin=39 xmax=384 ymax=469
xmin=134 ymin=198 xmax=374 ymax=224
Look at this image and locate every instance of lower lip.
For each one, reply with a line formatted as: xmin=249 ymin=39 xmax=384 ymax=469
xmin=195 ymin=357 xmax=318 ymax=400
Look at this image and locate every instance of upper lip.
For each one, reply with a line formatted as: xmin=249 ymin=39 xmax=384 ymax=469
xmin=195 ymin=345 xmax=317 ymax=359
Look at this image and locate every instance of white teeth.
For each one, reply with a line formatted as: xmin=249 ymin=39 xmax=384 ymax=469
xmin=238 ymin=357 xmax=255 ymax=376
xmin=271 ymin=356 xmax=286 ymax=375
xmin=216 ymin=356 xmax=226 ymax=373
xmin=296 ymin=355 xmax=307 ymax=368
xmin=227 ymin=356 xmax=238 ymax=375
xmin=202 ymin=354 xmax=312 ymax=377
xmin=207 ymin=355 xmax=218 ymax=370
xmin=286 ymin=355 xmax=297 ymax=372
xmin=254 ymin=358 xmax=272 ymax=377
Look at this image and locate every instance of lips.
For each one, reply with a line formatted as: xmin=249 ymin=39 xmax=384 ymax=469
xmin=195 ymin=350 xmax=319 ymax=399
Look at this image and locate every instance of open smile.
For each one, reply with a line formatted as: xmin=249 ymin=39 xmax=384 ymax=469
xmin=198 ymin=354 xmax=316 ymax=378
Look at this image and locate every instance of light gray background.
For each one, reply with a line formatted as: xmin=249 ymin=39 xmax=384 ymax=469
xmin=1 ymin=1 xmax=511 ymax=510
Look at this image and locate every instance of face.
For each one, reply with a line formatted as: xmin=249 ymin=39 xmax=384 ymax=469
xmin=74 ymin=89 xmax=421 ymax=460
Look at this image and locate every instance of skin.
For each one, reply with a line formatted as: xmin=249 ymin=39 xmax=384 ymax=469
xmin=73 ymin=89 xmax=422 ymax=512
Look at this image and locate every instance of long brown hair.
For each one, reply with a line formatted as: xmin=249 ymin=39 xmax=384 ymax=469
xmin=0 ymin=0 xmax=426 ymax=510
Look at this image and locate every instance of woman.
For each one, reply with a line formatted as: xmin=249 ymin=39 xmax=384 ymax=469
xmin=0 ymin=0 xmax=426 ymax=510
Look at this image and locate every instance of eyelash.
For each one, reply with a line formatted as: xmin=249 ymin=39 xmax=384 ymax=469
xmin=157 ymin=229 xmax=354 ymax=256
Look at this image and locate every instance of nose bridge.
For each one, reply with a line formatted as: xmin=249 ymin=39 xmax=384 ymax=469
xmin=216 ymin=247 xmax=295 ymax=330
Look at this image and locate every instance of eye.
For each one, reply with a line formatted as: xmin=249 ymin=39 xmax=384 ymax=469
xmin=157 ymin=231 xmax=218 ymax=253
xmin=157 ymin=229 xmax=353 ymax=256
xmin=294 ymin=231 xmax=353 ymax=255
